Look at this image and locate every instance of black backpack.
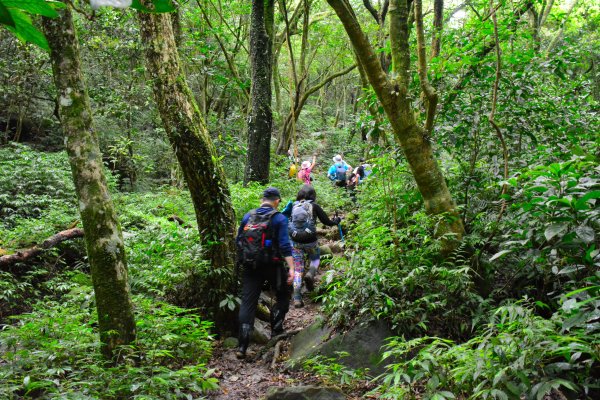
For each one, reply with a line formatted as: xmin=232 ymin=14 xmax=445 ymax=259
xmin=237 ymin=209 xmax=279 ymax=268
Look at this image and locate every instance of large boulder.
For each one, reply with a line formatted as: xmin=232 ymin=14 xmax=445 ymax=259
xmin=286 ymin=316 xmax=332 ymax=369
xmin=287 ymin=319 xmax=394 ymax=376
xmin=263 ymin=385 xmax=345 ymax=400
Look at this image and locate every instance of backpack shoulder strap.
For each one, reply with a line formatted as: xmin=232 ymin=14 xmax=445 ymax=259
xmin=246 ymin=209 xmax=258 ymax=222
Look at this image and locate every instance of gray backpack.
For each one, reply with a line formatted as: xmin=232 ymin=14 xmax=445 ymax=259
xmin=288 ymin=200 xmax=317 ymax=243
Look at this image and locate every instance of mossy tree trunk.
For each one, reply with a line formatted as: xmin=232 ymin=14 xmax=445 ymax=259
xmin=326 ymin=0 xmax=465 ymax=254
xmin=41 ymin=3 xmax=136 ymax=360
xmin=137 ymin=5 xmax=237 ymax=329
xmin=244 ymin=0 xmax=275 ymax=184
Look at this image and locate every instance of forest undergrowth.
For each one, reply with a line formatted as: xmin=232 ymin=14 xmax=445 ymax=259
xmin=1 ymin=137 xmax=598 ymax=399
xmin=0 ymin=0 xmax=599 ymax=398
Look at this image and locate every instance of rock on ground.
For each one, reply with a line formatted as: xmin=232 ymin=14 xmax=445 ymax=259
xmin=264 ymin=385 xmax=346 ymax=400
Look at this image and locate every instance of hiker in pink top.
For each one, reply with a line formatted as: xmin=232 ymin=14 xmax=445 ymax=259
xmin=297 ymin=155 xmax=316 ymax=185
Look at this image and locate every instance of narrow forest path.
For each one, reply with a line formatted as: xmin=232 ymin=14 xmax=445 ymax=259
xmin=207 ymin=234 xmax=345 ymax=400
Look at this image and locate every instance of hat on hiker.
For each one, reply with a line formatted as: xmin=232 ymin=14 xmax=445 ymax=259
xmin=262 ymin=187 xmax=281 ymax=200
xmin=301 ymin=160 xmax=311 ymax=169
xmin=333 ymin=154 xmax=342 ymax=163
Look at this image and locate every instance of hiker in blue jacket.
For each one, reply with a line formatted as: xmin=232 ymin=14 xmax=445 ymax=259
xmin=327 ymin=154 xmax=352 ymax=187
xmin=235 ymin=187 xmax=295 ymax=359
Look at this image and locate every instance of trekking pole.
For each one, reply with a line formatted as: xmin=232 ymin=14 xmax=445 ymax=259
xmin=335 ymin=210 xmax=345 ymax=243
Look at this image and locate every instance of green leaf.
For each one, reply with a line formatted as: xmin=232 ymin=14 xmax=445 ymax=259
xmin=0 ymin=1 xmax=15 ymax=27
xmin=575 ymin=225 xmax=595 ymax=244
xmin=544 ymin=223 xmax=568 ymax=241
xmin=585 ymin=246 xmax=599 ymax=263
xmin=505 ymin=381 xmax=521 ymax=396
xmin=490 ymin=249 xmax=512 ymax=262
xmin=3 ymin=0 xmax=58 ymax=18
xmin=4 ymin=9 xmax=49 ymax=50
xmin=131 ymin=0 xmax=175 ymax=13
xmin=575 ymin=190 xmax=600 ymax=210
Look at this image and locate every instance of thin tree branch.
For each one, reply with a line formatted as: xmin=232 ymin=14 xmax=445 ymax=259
xmin=196 ymin=0 xmax=249 ymax=102
xmin=443 ymin=0 xmax=534 ymax=110
xmin=207 ymin=0 xmax=249 ymax=55
xmin=430 ymin=0 xmax=443 ymax=59
xmin=545 ymin=0 xmax=579 ymax=56
xmin=414 ymin=0 xmax=438 ymax=133
xmin=539 ymin=0 xmax=554 ymax=28
xmin=363 ymin=0 xmax=380 ymax=22
xmin=488 ymin=0 xmax=508 ymax=222
xmin=381 ymin=0 xmax=390 ymax=24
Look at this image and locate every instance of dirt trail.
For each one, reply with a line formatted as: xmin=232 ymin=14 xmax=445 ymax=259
xmin=207 ymin=301 xmax=321 ymax=399
xmin=207 ymin=238 xmax=342 ymax=400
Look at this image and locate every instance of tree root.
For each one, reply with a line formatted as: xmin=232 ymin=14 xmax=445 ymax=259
xmin=252 ymin=328 xmax=301 ymax=362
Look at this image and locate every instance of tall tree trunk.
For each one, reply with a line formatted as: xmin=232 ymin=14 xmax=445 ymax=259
xmin=137 ymin=5 xmax=237 ymax=329
xmin=244 ymin=0 xmax=275 ymax=184
xmin=42 ymin=3 xmax=136 ymax=360
xmin=430 ymin=0 xmax=443 ymax=59
xmin=327 ymin=0 xmax=465 ymax=253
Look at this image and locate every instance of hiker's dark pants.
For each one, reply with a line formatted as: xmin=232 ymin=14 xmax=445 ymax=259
xmin=238 ymin=263 xmax=290 ymax=329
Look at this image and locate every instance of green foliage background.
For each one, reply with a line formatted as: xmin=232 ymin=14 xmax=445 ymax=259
xmin=0 ymin=0 xmax=599 ymax=399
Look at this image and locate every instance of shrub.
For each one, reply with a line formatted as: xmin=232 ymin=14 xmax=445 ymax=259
xmin=0 ymin=287 xmax=217 ymax=399
xmin=375 ymin=295 xmax=599 ymax=400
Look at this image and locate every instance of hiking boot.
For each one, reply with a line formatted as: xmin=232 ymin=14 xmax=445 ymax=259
xmin=293 ymin=298 xmax=304 ymax=308
xmin=270 ymin=309 xmax=285 ymax=338
xmin=303 ymin=267 xmax=317 ymax=291
xmin=236 ymin=323 xmax=251 ymax=359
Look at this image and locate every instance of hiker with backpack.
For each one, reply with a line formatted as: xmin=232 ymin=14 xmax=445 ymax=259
xmin=297 ymin=155 xmax=316 ymax=185
xmin=235 ymin=187 xmax=295 ymax=359
xmin=327 ymin=154 xmax=351 ymax=187
xmin=287 ymin=185 xmax=341 ymax=308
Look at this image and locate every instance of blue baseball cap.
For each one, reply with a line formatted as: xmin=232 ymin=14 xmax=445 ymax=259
xmin=262 ymin=187 xmax=281 ymax=200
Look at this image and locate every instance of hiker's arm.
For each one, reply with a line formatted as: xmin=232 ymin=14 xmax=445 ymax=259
xmin=327 ymin=165 xmax=335 ymax=179
xmin=284 ymin=256 xmax=294 ymax=284
xmin=281 ymin=200 xmax=293 ymax=218
xmin=313 ymin=204 xmax=339 ymax=226
xmin=274 ymin=214 xmax=293 ymax=257
xmin=237 ymin=213 xmax=250 ymax=239
xmin=310 ymin=155 xmax=316 ymax=169
xmin=274 ymin=213 xmax=294 ymax=284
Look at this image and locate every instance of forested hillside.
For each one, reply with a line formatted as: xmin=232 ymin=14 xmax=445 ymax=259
xmin=0 ymin=0 xmax=598 ymax=399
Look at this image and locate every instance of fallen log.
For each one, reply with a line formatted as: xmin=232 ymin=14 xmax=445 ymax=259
xmin=0 ymin=228 xmax=84 ymax=269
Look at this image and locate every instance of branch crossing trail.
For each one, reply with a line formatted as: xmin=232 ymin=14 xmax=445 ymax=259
xmin=207 ymin=234 xmax=346 ymax=400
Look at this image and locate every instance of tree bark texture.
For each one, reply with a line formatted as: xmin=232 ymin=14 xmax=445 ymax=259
xmin=137 ymin=6 xmax=237 ymax=326
xmin=244 ymin=0 xmax=275 ymax=184
xmin=41 ymin=4 xmax=136 ymax=360
xmin=326 ymin=0 xmax=465 ymax=253
xmin=430 ymin=0 xmax=443 ymax=59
